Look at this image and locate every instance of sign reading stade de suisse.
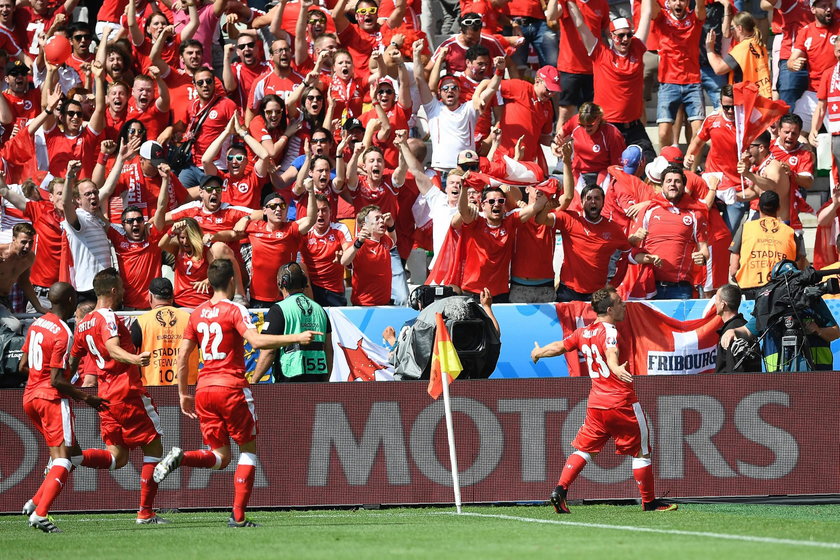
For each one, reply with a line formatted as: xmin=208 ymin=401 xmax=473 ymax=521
xmin=0 ymin=374 xmax=836 ymax=512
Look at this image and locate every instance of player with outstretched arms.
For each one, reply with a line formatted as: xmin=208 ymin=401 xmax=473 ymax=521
xmin=20 ymin=282 xmax=108 ymax=533
xmin=531 ymin=287 xmax=677 ymax=513
xmin=154 ymin=258 xmax=322 ymax=527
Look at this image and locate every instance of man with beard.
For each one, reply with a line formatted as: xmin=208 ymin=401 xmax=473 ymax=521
xmin=536 ymin=143 xmax=654 ymax=302
xmin=202 ymin=115 xmax=273 ymax=210
xmin=292 ymin=147 xmax=344 ymax=220
xmin=567 ymin=0 xmax=657 ymax=162
xmin=176 ymin=66 xmax=238 ymax=188
xmin=788 ymin=0 xmax=840 ymax=132
xmin=223 ymin=32 xmax=270 ymax=109
xmin=413 ymin=39 xmax=504 ymax=173
xmin=773 ymin=114 xmax=814 ymax=191
xmin=247 ymin=37 xmax=303 ymax=121
xmin=0 ymin=60 xmax=39 ymax=143
xmin=125 ymin=68 xmax=170 ymax=142
xmin=631 ymin=165 xmax=710 ymax=299
xmin=300 ymin=194 xmax=353 ymax=307
xmin=234 ymin=189 xmax=316 ymax=307
xmin=0 ymin=223 xmax=46 ymax=330
xmin=737 ymin=131 xmax=793 ymax=223
xmin=62 ymin=160 xmax=113 ymax=304
xmin=155 ymin=38 xmax=225 ymax=130
xmin=106 ymin=177 xmax=168 ymax=310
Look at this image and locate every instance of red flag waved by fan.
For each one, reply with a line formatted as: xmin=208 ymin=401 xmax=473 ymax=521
xmin=732 ymin=82 xmax=789 ymax=155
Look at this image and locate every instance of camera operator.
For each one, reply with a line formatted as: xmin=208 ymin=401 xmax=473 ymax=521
xmin=714 ymin=284 xmax=761 ymax=373
xmin=721 ymin=260 xmax=840 ymax=371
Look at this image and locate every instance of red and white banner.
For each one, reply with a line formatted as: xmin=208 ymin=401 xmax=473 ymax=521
xmin=329 ymin=308 xmax=394 ymax=381
xmin=556 ymin=301 xmax=722 ymax=376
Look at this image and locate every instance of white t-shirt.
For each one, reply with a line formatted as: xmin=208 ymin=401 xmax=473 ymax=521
xmin=423 ymin=99 xmax=478 ymax=169
xmin=422 ymin=186 xmax=458 ymax=268
xmin=62 ymin=209 xmax=112 ymax=291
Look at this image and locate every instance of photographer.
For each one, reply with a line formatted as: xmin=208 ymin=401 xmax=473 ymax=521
xmin=714 ymin=284 xmax=761 ymax=373
xmin=722 ymin=260 xmax=840 ymax=371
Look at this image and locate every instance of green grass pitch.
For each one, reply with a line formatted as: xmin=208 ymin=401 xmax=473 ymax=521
xmin=3 ymin=504 xmax=839 ymax=560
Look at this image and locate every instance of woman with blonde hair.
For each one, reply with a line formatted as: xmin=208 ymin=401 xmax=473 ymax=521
xmin=705 ymin=12 xmax=771 ymax=98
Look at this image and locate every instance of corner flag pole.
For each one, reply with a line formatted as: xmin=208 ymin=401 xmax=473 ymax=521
xmin=440 ymin=367 xmax=462 ymax=514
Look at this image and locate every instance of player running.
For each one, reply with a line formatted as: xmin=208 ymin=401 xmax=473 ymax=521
xmin=20 ymin=282 xmax=108 ymax=533
xmin=154 ymin=259 xmax=322 ymax=527
xmin=531 ymin=287 xmax=677 ymax=513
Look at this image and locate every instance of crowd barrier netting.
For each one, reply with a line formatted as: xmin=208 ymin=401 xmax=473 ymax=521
xmin=1 ymin=373 xmax=837 ymax=513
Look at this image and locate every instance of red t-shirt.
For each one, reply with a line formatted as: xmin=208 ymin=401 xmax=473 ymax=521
xmin=23 ymin=199 xmax=64 ymax=287
xmin=329 ymin=74 xmax=366 ymax=120
xmin=770 ymin=139 xmax=814 ymax=182
xmin=635 ymin=200 xmax=708 ymax=283
xmin=793 ymin=18 xmax=840 ymax=92
xmin=460 ymin=213 xmax=520 ymax=296
xmin=653 ymin=8 xmax=704 ymax=84
xmin=602 ymin=166 xmax=655 ymax=232
xmin=42 ymin=124 xmax=102 ymax=179
xmin=562 ymin=116 xmax=627 ymax=179
xmin=494 ymin=79 xmax=553 ymax=167
xmin=219 ymin=169 xmax=265 ymax=210
xmin=163 ymin=68 xmax=226 ymax=127
xmin=184 ymin=299 xmax=255 ymax=389
xmin=126 ymin=98 xmax=170 ymax=143
xmin=591 ymin=38 xmax=647 ymax=123
xmin=112 ymin=160 xmax=191 ymax=223
xmin=22 ymin=313 xmax=72 ymax=404
xmin=696 ymin=112 xmax=740 ymax=188
xmin=247 ymin=69 xmax=304 ymax=109
xmin=557 ymin=0 xmax=610 ymax=74
xmin=512 ymin=219 xmax=556 ymax=280
xmin=71 ymin=308 xmax=145 ymax=402
xmin=301 ymin=223 xmax=353 ymax=294
xmin=775 ymin=0 xmax=814 ymax=60
xmin=187 ymin=96 xmax=239 ymax=167
xmin=360 ymin=103 xmax=411 ymax=168
xmin=168 ymin=202 xmax=252 ymax=237
xmin=432 ymin=34 xmax=506 ymax=74
xmin=174 ymin=246 xmax=211 ymax=308
xmin=231 ymin=60 xmax=271 ymax=108
xmin=351 ymin=174 xmax=400 ymax=218
xmin=15 ymin=6 xmax=66 ymax=57
xmin=554 ymin=210 xmax=632 ymax=294
xmin=1 ymin=87 xmax=39 ymax=142
xmin=107 ymin=225 xmax=164 ymax=310
xmin=562 ymin=321 xmax=638 ymax=408
xmin=350 ymin=235 xmax=394 ymax=306
xmin=246 ymin=220 xmax=302 ymax=302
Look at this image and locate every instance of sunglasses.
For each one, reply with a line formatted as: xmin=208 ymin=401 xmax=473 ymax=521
xmin=123 ymin=216 xmax=144 ymax=224
xmin=460 ymin=163 xmax=479 ymax=172
xmin=306 ymin=95 xmax=323 ymax=101
xmin=73 ymin=34 xmax=91 ymax=41
xmin=227 ymin=154 xmax=246 ymax=162
xmin=356 ymin=6 xmax=378 ymax=15
xmin=202 ymin=185 xmax=223 ymax=193
xmin=311 ymin=137 xmax=329 ymax=144
xmin=460 ymin=18 xmax=482 ymax=27
xmin=65 ymin=110 xmax=83 ymax=118
xmin=264 ymin=109 xmax=283 ymax=115
xmin=273 ymin=46 xmax=291 ymax=53
xmin=265 ymin=202 xmax=286 ymax=210
xmin=127 ymin=128 xmax=144 ymax=135
xmin=484 ymin=198 xmax=506 ymax=205
xmin=194 ymin=78 xmax=213 ymax=86
xmin=237 ymin=41 xmax=256 ymax=49
xmin=309 ymin=18 xmax=326 ymax=25
xmin=721 ymin=104 xmax=734 ymax=111
xmin=377 ymin=88 xmax=394 ymax=95
xmin=440 ymin=84 xmax=459 ymax=92
xmin=613 ymin=32 xmax=632 ymax=39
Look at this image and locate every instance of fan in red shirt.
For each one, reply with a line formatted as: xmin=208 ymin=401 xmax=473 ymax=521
xmin=223 ymin=34 xmax=271 ymax=109
xmin=770 ymin=0 xmax=813 ymax=109
xmin=127 ymin=1 xmax=197 ymax=75
xmin=548 ymin=0 xmax=610 ymax=129
xmin=347 ymin=144 xmax=407 ymax=219
xmin=359 ymin=75 xmax=412 ymax=169
xmin=631 ymin=165 xmax=710 ymax=299
xmin=19 ymin=283 xmax=107 ymax=533
xmin=531 ymin=287 xmax=678 ymax=514
xmin=155 ymin=39 xmax=226 ymax=130
xmin=234 ymin=190 xmax=316 ymax=307
xmin=67 ymin=268 xmax=168 ymax=524
xmin=772 ymin=113 xmax=815 ymax=190
xmin=328 ymin=49 xmax=366 ymax=121
xmin=154 ymin=258 xmax=321 ymax=527
xmin=0 ymin=60 xmax=40 ymax=143
xmin=300 ymin=194 xmax=353 ymax=307
xmin=567 ymin=0 xmax=657 ymax=162
xmin=560 ymin=102 xmax=627 ymax=185
xmin=430 ymin=12 xmax=506 ymax=75
xmin=14 ymin=0 xmax=70 ymax=58
xmin=106 ymin=185 xmax=167 ymax=310
xmin=341 ymin=205 xmax=396 ymax=306
xmin=125 ymin=69 xmax=170 ymax=142
xmin=246 ymin=37 xmax=304 ymax=116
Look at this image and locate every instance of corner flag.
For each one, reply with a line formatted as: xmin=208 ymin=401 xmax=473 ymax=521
xmin=428 ymin=313 xmax=463 ymax=399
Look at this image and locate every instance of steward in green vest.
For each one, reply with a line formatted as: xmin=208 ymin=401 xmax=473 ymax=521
xmin=254 ymin=262 xmax=332 ymax=381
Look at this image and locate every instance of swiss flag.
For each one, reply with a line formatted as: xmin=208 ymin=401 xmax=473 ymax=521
xmin=328 ymin=308 xmax=394 ymax=382
xmin=733 ymin=82 xmax=789 ymax=151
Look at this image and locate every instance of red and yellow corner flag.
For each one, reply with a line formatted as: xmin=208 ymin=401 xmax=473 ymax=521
xmin=428 ymin=313 xmax=463 ymax=399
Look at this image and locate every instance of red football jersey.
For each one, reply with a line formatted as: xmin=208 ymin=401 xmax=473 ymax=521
xmin=24 ymin=200 xmax=64 ymax=288
xmin=231 ymin=60 xmax=271 ymax=108
xmin=247 ymin=69 xmax=304 ymax=109
xmin=793 ymin=19 xmax=840 ymax=92
xmin=107 ymin=225 xmax=164 ymax=310
xmin=512 ymin=219 xmax=556 ymax=280
xmin=493 ymin=80 xmax=554 ymax=166
xmin=301 ymin=223 xmax=353 ymax=294
xmin=432 ymin=34 xmax=506 ymax=74
xmin=591 ymin=38 xmax=647 ymax=123
xmin=43 ymin=124 xmax=102 ymax=179
xmin=562 ymin=116 xmax=627 ymax=179
xmin=187 ymin=96 xmax=239 ymax=167
xmin=351 ymin=174 xmax=400 ymax=218
xmin=220 ymin=169 xmax=265 ymax=210
xmin=775 ymin=0 xmax=813 ymax=60
xmin=246 ymin=220 xmax=302 ymax=302
xmin=557 ymin=0 xmax=610 ymax=74
xmin=770 ymin=138 xmax=814 ymax=182
xmin=460 ymin=213 xmax=520 ymax=296
xmin=1 ymin=87 xmax=39 ymax=142
xmin=184 ymin=299 xmax=255 ymax=389
xmin=174 ymin=246 xmax=211 ymax=308
xmin=562 ymin=321 xmax=638 ymax=409
xmin=22 ymin=313 xmax=73 ymax=404
xmin=696 ymin=112 xmax=740 ymax=188
xmin=360 ymin=103 xmax=411 ymax=168
xmin=635 ymin=202 xmax=708 ymax=283
xmin=350 ymin=235 xmax=394 ymax=306
xmin=329 ymin=74 xmax=365 ymax=120
xmin=125 ymin=98 xmax=170 ymax=142
xmin=653 ymin=8 xmax=704 ymax=84
xmin=554 ymin=210 xmax=632 ymax=294
xmin=168 ymin=202 xmax=251 ymax=237
xmin=71 ymin=308 xmax=145 ymax=402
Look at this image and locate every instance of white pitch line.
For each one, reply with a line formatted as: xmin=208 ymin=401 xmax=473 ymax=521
xmin=440 ymin=512 xmax=840 ymax=550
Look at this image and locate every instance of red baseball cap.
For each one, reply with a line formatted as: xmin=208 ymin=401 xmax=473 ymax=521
xmin=660 ymin=145 xmax=684 ymax=164
xmin=537 ymin=66 xmax=562 ymax=92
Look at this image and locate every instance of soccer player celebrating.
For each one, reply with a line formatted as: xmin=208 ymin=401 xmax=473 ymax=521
xmin=531 ymin=287 xmax=677 ymax=513
xmin=20 ymin=282 xmax=108 ymax=533
xmin=154 ymin=259 xmax=322 ymax=527
xmin=68 ymin=268 xmax=167 ymax=524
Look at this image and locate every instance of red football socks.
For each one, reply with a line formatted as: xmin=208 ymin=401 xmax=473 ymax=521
xmin=182 ymin=450 xmax=220 ymax=469
xmin=558 ymin=452 xmax=589 ymax=489
xmin=231 ymin=464 xmax=255 ymax=523
xmin=81 ymin=449 xmax=115 ymax=469
xmin=34 ymin=459 xmax=71 ymax=517
xmin=138 ymin=459 xmax=160 ymax=519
